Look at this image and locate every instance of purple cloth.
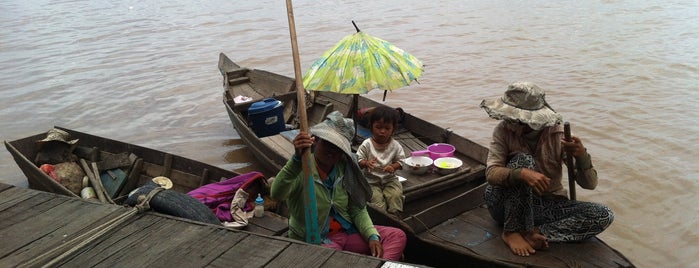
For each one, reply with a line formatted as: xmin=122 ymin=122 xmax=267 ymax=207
xmin=187 ymin=171 xmax=266 ymax=222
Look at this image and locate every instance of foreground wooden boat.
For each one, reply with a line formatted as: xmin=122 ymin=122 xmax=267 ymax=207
xmin=4 ymin=127 xmax=288 ymax=236
xmin=218 ymin=53 xmax=634 ymax=267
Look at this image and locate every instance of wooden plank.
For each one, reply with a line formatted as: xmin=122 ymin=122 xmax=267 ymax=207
xmin=266 ymin=242 xmax=335 ymax=268
xmin=245 ymin=211 xmax=289 ymax=236
xmin=0 ymin=185 xmax=42 ymax=211
xmin=0 ymin=192 xmax=61 ymax=229
xmin=322 ymin=251 xmax=383 ymax=268
xmin=62 ymin=215 xmax=170 ymax=267
xmin=261 ymin=135 xmax=294 ymax=160
xmin=420 ymin=218 xmax=497 ymax=249
xmin=209 ymin=235 xmax=289 ymax=268
xmin=403 ymin=183 xmax=487 ymax=233
xmin=152 ymin=228 xmax=247 ymax=267
xmin=0 ymin=197 xmax=124 ymax=267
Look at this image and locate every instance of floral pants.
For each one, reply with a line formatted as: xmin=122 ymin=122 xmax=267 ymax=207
xmin=483 ymin=153 xmax=614 ymax=242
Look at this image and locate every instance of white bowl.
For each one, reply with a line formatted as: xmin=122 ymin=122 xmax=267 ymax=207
xmin=402 ymin=156 xmax=433 ymax=175
xmin=433 ymin=157 xmax=463 ymax=175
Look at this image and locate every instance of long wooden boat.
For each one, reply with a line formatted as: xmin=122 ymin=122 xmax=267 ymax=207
xmin=218 ymin=53 xmax=634 ymax=267
xmin=4 ymin=127 xmax=289 ymax=236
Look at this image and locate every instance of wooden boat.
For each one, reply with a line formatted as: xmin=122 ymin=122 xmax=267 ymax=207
xmin=4 ymin=127 xmax=289 ymax=236
xmin=218 ymin=53 xmax=634 ymax=267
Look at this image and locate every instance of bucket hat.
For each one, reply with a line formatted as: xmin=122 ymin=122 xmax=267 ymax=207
xmin=480 ymin=82 xmax=562 ymax=130
xmin=310 ymin=111 xmax=354 ymax=158
xmin=310 ymin=111 xmax=371 ymax=206
xmin=37 ymin=128 xmax=79 ymax=144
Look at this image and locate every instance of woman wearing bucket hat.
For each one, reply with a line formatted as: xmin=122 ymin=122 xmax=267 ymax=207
xmin=480 ymin=82 xmax=614 ymax=257
xmin=271 ymin=111 xmax=407 ymax=260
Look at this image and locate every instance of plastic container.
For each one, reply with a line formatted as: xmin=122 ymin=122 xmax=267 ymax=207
xmin=434 ymin=157 xmax=463 ymax=175
xmin=411 ymin=143 xmax=455 ymax=160
xmin=401 ymin=156 xmax=433 ymax=175
xmin=254 ymin=194 xmax=264 ymax=218
xmin=248 ymin=98 xmax=285 ymax=137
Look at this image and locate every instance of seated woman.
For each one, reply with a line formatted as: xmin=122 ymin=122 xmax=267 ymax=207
xmin=270 ymin=111 xmax=407 ymax=260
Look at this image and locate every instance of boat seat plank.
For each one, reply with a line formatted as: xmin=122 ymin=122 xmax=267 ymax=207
xmin=229 ymin=83 xmax=264 ymax=101
xmin=308 ymin=101 xmax=334 ymax=126
xmin=394 ymin=131 xmax=428 ymax=154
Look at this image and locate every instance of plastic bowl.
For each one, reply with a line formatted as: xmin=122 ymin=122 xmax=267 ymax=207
xmin=402 ymin=156 xmax=433 ymax=175
xmin=433 ymin=157 xmax=463 ymax=175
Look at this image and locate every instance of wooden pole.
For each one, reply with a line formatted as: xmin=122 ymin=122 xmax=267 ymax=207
xmin=564 ymin=122 xmax=577 ymax=201
xmin=285 ymin=0 xmax=320 ymax=244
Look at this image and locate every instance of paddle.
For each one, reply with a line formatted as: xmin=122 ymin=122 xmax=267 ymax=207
xmin=285 ymin=0 xmax=321 ymax=244
xmin=564 ymin=122 xmax=577 ymax=201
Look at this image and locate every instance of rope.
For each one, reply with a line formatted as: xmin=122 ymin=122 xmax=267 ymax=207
xmin=18 ymin=187 xmax=165 ymax=268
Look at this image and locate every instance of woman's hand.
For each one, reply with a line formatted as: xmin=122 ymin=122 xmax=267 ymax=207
xmin=561 ymin=136 xmax=586 ymax=157
xmin=521 ymin=168 xmax=551 ymax=195
xmin=369 ymin=240 xmax=383 ymax=258
xmin=293 ymin=132 xmax=314 ymax=156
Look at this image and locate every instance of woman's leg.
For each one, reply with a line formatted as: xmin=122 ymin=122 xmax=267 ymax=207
xmin=484 ymin=153 xmax=545 ymax=256
xmin=535 ymin=198 xmax=614 ymax=242
xmin=341 ymin=226 xmax=406 ymax=261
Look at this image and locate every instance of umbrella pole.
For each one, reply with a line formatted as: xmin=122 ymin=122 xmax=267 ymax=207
xmin=285 ymin=0 xmax=320 ymax=244
xmin=352 ymin=94 xmax=359 ymax=143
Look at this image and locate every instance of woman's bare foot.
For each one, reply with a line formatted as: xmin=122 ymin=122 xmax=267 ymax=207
xmin=523 ymin=229 xmax=548 ymax=250
xmin=502 ymin=231 xmax=536 ymax=256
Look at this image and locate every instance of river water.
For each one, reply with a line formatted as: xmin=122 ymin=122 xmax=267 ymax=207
xmin=1 ymin=0 xmax=697 ymax=266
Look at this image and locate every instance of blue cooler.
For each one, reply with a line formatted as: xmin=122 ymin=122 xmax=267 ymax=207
xmin=248 ymin=98 xmax=285 ymax=137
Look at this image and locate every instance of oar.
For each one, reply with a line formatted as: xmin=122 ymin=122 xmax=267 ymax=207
xmin=285 ymin=0 xmax=320 ymax=244
xmin=564 ymin=122 xmax=576 ymax=201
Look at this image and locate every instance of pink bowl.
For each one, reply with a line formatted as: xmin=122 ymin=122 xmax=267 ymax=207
xmin=411 ymin=143 xmax=455 ymax=160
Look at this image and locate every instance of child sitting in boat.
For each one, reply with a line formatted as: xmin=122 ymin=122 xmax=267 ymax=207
xmin=356 ymin=106 xmax=406 ymax=215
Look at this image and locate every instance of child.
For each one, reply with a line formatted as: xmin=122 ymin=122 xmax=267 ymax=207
xmin=357 ymin=106 xmax=406 ymax=214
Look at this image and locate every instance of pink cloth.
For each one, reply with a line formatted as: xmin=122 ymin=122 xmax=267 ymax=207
xmin=322 ymin=225 xmax=406 ymax=261
xmin=187 ymin=171 xmax=267 ymax=222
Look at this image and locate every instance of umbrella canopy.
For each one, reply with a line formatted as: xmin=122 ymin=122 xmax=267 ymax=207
xmin=303 ymin=22 xmax=423 ymax=97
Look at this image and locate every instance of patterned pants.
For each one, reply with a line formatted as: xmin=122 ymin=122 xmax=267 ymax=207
xmin=484 ymin=153 xmax=614 ymax=242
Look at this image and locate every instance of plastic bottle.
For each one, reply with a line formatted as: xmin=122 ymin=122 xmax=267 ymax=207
xmin=254 ymin=194 xmax=264 ymax=218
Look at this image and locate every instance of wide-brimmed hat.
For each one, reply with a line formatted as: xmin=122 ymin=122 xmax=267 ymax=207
xmin=37 ymin=128 xmax=79 ymax=144
xmin=480 ymin=82 xmax=562 ymax=130
xmin=310 ymin=111 xmax=354 ymax=158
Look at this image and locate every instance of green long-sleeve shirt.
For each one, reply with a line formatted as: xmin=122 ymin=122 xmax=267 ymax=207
xmin=271 ymin=155 xmax=379 ymax=243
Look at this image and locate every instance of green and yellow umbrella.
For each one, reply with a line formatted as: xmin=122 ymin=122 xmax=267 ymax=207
xmin=303 ymin=21 xmax=423 ymax=101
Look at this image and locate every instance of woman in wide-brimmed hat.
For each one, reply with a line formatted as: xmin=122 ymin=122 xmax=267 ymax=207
xmin=270 ymin=111 xmax=406 ymax=261
xmin=480 ymin=82 xmax=614 ymax=257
